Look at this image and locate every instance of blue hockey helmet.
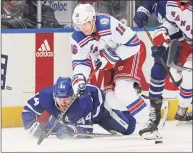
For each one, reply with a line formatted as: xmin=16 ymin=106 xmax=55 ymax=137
xmin=53 ymin=77 xmax=74 ymax=98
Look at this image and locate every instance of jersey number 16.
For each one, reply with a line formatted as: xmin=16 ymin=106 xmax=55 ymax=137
xmin=116 ymin=23 xmax=126 ymax=36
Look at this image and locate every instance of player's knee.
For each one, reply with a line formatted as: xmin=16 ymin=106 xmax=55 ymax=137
xmin=181 ymin=61 xmax=192 ymax=89
xmin=114 ymin=80 xmax=138 ymax=102
xmin=181 ymin=69 xmax=192 ymax=88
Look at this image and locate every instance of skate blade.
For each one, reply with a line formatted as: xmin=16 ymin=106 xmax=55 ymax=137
xmin=176 ymin=120 xmax=192 ymax=126
xmin=141 ymin=132 xmax=162 ymax=140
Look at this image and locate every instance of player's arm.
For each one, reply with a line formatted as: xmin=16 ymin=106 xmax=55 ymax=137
xmin=140 ymin=0 xmax=159 ymax=14
xmin=70 ymin=37 xmax=92 ymax=94
xmin=22 ymin=93 xmax=45 ymax=137
xmin=110 ymin=16 xmax=141 ymax=60
xmin=153 ymin=4 xmax=183 ymax=47
xmin=150 ymin=6 xmax=182 ymax=63
xmin=134 ymin=0 xmax=159 ymax=28
xmin=53 ymin=101 xmax=94 ymax=139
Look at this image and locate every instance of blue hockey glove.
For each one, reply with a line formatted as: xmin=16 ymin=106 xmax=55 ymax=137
xmin=134 ymin=6 xmax=150 ymax=28
xmin=72 ymin=74 xmax=86 ymax=97
xmin=26 ymin=122 xmax=45 ymax=138
xmin=151 ymin=45 xmax=167 ymax=59
xmin=56 ymin=124 xmax=92 ymax=139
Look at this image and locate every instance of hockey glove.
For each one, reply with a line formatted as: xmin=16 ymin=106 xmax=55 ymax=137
xmin=95 ymin=48 xmax=121 ymax=70
xmin=72 ymin=74 xmax=86 ymax=97
xmin=134 ymin=6 xmax=150 ymax=28
xmin=56 ymin=124 xmax=92 ymax=139
xmin=151 ymin=45 xmax=168 ymax=62
xmin=26 ymin=122 xmax=45 ymax=138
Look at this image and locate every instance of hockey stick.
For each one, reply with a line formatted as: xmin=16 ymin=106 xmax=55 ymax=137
xmin=72 ymin=131 xmax=121 ymax=138
xmin=167 ymin=40 xmax=193 ymax=71
xmin=141 ymin=93 xmax=176 ymax=101
xmin=134 ymin=82 xmax=177 ymax=101
xmin=143 ymin=26 xmax=181 ymax=87
xmin=37 ymin=62 xmax=102 ymax=145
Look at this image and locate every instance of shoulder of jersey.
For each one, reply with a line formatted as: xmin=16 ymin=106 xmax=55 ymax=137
xmin=166 ymin=0 xmax=178 ymax=7
xmin=39 ymin=86 xmax=54 ymax=98
xmin=96 ymin=14 xmax=112 ymax=37
xmin=72 ymin=29 xmax=95 ymax=48
xmin=189 ymin=2 xmax=193 ymax=11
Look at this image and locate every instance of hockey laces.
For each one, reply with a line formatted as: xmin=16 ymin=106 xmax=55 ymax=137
xmin=149 ymin=106 xmax=157 ymax=122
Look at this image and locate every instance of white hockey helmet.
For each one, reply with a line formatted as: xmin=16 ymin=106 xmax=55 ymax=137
xmin=72 ymin=4 xmax=96 ymax=27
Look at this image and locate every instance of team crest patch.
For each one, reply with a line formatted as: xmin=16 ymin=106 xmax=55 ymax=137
xmin=100 ymin=18 xmax=109 ymax=26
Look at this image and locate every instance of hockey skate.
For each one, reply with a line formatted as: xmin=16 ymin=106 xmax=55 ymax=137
xmin=175 ymin=106 xmax=192 ymax=126
xmin=139 ymin=97 xmax=163 ymax=140
xmin=185 ymin=112 xmax=193 ymax=121
xmin=175 ymin=106 xmax=188 ymax=121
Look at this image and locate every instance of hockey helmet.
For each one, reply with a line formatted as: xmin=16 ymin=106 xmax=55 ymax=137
xmin=53 ymin=77 xmax=74 ymax=98
xmin=72 ymin=3 xmax=96 ymax=27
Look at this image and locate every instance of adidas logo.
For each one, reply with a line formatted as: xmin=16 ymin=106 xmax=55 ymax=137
xmin=36 ymin=39 xmax=54 ymax=57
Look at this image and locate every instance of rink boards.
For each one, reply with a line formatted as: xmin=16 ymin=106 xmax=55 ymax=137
xmin=1 ymin=28 xmax=191 ymax=128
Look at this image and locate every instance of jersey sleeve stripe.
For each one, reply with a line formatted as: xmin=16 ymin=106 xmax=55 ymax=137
xmin=99 ymin=29 xmax=112 ymax=37
xmin=78 ymin=36 xmax=92 ymax=45
xmin=124 ymin=34 xmax=141 ymax=47
xmin=25 ymin=103 xmax=42 ymax=116
xmin=78 ymin=36 xmax=95 ymax=47
xmin=72 ymin=59 xmax=91 ymax=70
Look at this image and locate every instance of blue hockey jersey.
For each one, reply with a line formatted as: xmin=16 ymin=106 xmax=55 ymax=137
xmin=142 ymin=0 xmax=168 ymax=23
xmin=22 ymin=84 xmax=105 ymax=130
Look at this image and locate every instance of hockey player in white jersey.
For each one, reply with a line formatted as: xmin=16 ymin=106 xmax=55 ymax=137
xmin=71 ymin=4 xmax=149 ymax=125
xmin=139 ymin=0 xmax=193 ymax=138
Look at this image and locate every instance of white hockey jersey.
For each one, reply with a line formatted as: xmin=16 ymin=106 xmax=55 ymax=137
xmin=154 ymin=0 xmax=192 ymax=47
xmin=70 ymin=14 xmax=141 ymax=80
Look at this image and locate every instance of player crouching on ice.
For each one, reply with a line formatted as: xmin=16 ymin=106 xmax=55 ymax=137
xmin=22 ymin=77 xmax=136 ymax=139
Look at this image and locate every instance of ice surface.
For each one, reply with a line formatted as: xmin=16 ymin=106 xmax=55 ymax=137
xmin=2 ymin=121 xmax=192 ymax=152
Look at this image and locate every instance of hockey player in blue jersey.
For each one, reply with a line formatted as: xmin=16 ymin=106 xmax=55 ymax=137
xmin=22 ymin=77 xmax=136 ymax=139
xmin=134 ymin=0 xmax=168 ymax=27
xmin=134 ymin=0 xmax=193 ymax=139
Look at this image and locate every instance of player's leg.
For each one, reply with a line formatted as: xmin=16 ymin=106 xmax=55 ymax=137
xmin=138 ymin=43 xmax=169 ymax=138
xmin=114 ymin=40 xmax=150 ymax=123
xmin=138 ymin=61 xmax=169 ymax=139
xmin=175 ymin=46 xmax=192 ymax=121
xmin=97 ymin=102 xmax=136 ymax=135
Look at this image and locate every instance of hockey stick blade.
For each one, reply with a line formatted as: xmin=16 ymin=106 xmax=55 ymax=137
xmin=73 ymin=132 xmax=121 ymax=138
xmin=141 ymin=93 xmax=177 ymax=101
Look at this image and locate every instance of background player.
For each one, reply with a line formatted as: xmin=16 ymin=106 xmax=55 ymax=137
xmin=136 ymin=0 xmax=192 ymax=139
xmin=22 ymin=77 xmax=136 ymax=139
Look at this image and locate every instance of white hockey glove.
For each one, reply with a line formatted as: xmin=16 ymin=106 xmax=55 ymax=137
xmin=72 ymin=74 xmax=86 ymax=96
xmin=26 ymin=122 xmax=45 ymax=138
xmin=95 ymin=48 xmax=122 ymax=70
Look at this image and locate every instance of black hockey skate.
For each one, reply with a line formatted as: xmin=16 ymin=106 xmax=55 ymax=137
xmin=175 ymin=106 xmax=188 ymax=121
xmin=175 ymin=106 xmax=192 ymax=126
xmin=185 ymin=112 xmax=193 ymax=121
xmin=139 ymin=97 xmax=163 ymax=140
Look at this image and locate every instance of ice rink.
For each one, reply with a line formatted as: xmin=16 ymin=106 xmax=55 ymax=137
xmin=2 ymin=121 xmax=192 ymax=152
